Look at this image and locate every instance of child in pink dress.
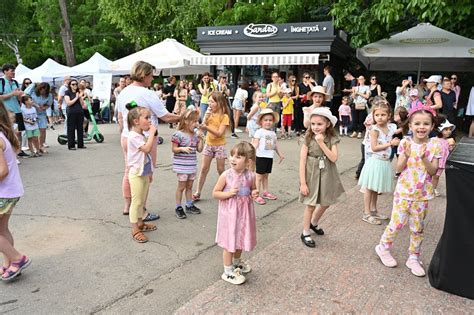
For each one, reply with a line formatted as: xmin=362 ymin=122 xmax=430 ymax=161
xmin=432 ymin=119 xmax=456 ymax=197
xmin=213 ymin=142 xmax=259 ymax=285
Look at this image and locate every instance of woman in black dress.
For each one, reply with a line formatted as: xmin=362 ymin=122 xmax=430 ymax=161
xmin=64 ymin=79 xmax=86 ymax=150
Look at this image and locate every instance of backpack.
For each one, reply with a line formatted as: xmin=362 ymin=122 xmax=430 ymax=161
xmin=0 ymin=78 xmax=20 ymax=95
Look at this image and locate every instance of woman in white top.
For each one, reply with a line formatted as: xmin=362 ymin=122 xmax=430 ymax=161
xmin=231 ymin=81 xmax=249 ymax=139
xmin=117 ymin=61 xmax=180 ymax=220
xmin=350 ymin=76 xmax=370 ymax=139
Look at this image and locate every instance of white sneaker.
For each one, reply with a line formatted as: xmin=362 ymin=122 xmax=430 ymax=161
xmin=221 ymin=269 xmax=246 ymax=285
xmin=434 ymin=189 xmax=440 ymax=197
xmin=16 ymin=158 xmax=21 ymax=165
xmin=375 ymin=244 xmax=397 ymax=267
xmin=405 ymin=257 xmax=425 ymax=277
xmin=234 ymin=261 xmax=251 ymax=274
xmin=21 ymin=146 xmax=29 ymax=151
xmin=234 ymin=128 xmax=243 ymax=133
xmin=43 ymin=143 xmax=50 ymax=148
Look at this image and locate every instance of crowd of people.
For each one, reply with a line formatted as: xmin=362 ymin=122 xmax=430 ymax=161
xmin=0 ymin=59 xmax=470 ymax=287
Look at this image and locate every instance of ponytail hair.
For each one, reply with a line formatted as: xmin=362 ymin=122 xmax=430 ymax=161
xmin=126 ymin=101 xmax=150 ymax=130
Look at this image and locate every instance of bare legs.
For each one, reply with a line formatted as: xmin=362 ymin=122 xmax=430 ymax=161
xmin=195 ymin=156 xmax=225 ymax=196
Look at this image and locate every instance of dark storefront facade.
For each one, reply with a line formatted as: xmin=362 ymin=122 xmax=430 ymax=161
xmin=191 ymin=21 xmax=352 ymax=98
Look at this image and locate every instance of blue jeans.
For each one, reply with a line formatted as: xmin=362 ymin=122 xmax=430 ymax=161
xmin=199 ymin=103 xmax=208 ymax=122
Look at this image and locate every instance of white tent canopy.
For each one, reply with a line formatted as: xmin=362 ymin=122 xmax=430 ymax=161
xmin=357 ymin=23 xmax=474 ymax=72
xmin=14 ymin=64 xmax=31 ymax=78
xmin=70 ymin=52 xmax=114 ymax=75
xmin=110 ymin=38 xmax=209 ymax=75
xmin=15 ymin=58 xmax=78 ymax=83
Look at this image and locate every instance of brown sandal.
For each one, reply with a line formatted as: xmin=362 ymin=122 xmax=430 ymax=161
xmin=138 ymin=223 xmax=157 ymax=232
xmin=132 ymin=230 xmax=148 ymax=243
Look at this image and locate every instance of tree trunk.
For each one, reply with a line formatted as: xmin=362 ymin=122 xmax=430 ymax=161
xmin=4 ymin=39 xmax=23 ymax=64
xmin=58 ymin=0 xmax=76 ymax=66
xmin=225 ymin=0 xmax=235 ymax=9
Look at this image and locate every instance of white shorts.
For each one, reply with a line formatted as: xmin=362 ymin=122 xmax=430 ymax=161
xmin=232 ymin=99 xmax=244 ymax=111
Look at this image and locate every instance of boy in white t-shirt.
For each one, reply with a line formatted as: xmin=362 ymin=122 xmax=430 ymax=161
xmin=251 ymin=108 xmax=285 ymax=205
xmin=20 ymin=95 xmax=41 ymax=157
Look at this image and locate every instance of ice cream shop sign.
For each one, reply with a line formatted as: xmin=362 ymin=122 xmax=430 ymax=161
xmin=243 ymin=24 xmax=278 ymax=38
xmin=197 ymin=21 xmax=334 ymax=42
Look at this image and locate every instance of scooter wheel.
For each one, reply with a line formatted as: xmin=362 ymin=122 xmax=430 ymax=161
xmin=94 ymin=133 xmax=104 ymax=143
xmin=158 ymin=136 xmax=164 ymax=145
xmin=57 ymin=135 xmax=67 ymax=145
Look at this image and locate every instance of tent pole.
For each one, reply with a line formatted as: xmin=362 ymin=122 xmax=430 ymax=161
xmin=417 ymin=59 xmax=421 ymax=84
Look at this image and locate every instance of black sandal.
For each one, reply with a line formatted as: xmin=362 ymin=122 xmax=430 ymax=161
xmin=300 ymin=234 xmax=315 ymax=248
xmin=310 ymin=223 xmax=325 ymax=235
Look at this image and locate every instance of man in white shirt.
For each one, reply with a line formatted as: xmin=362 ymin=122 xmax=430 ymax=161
xmin=58 ymin=76 xmax=71 ymax=133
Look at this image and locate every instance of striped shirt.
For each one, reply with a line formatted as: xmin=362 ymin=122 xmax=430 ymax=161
xmin=171 ymin=131 xmax=199 ymax=174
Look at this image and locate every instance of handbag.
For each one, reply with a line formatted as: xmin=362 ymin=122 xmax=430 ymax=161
xmin=354 ymin=87 xmax=367 ymax=110
xmin=355 ymin=102 xmax=366 ymax=110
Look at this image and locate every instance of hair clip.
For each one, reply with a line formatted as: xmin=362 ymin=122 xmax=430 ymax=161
xmin=125 ymin=100 xmax=138 ymax=110
xmin=408 ymin=104 xmax=436 ymax=117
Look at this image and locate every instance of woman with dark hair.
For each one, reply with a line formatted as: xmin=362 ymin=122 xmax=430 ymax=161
xmin=198 ymin=72 xmax=214 ymax=122
xmin=350 ymin=76 xmax=370 ymax=139
xmin=369 ymin=75 xmax=382 ymax=102
xmin=20 ymin=78 xmax=32 ymax=91
xmin=64 ymin=79 xmax=85 ymax=150
xmin=266 ymin=71 xmax=282 ymax=114
xmin=288 ymin=74 xmax=300 ymax=134
xmin=450 ymin=74 xmax=461 ymax=109
xmin=297 ymin=73 xmax=314 ymax=135
xmin=29 ymin=82 xmax=53 ymax=151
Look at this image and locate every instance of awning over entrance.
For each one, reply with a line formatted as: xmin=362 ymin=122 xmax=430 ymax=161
xmin=190 ymin=54 xmax=320 ymax=66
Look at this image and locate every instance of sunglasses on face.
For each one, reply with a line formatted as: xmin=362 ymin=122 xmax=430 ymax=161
xmin=71 ymin=83 xmax=77 ymax=86
xmin=291 ymin=80 xmax=296 ymax=82
xmin=25 ymin=82 xmax=31 ymax=85
xmin=304 ymin=76 xmax=310 ymax=79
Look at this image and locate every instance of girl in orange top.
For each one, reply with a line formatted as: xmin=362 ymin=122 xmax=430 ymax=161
xmin=193 ymin=92 xmax=230 ymax=201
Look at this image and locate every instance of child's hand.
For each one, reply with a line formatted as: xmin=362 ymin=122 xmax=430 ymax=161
xmin=199 ymin=124 xmax=208 ymax=131
xmin=315 ymin=133 xmax=324 ymax=144
xmin=419 ymin=143 xmax=428 ymax=159
xmin=403 ymin=140 xmax=411 ymax=158
xmin=229 ymin=187 xmax=239 ymax=197
xmin=251 ymin=189 xmax=259 ymax=199
xmin=149 ymin=125 xmax=157 ymax=137
xmin=300 ymin=183 xmax=309 ymax=196
xmin=390 ymin=138 xmax=400 ymax=146
xmin=180 ymin=146 xmax=192 ymax=154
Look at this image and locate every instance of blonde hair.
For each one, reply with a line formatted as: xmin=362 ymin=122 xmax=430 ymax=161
xmin=177 ymin=109 xmax=199 ymax=132
xmin=252 ymin=91 xmax=263 ymax=104
xmin=130 ymin=61 xmax=156 ymax=82
xmin=127 ymin=105 xmax=151 ymax=130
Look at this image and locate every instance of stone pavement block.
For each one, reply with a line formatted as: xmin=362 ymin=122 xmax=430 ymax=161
xmin=177 ymin=179 xmax=474 ymax=314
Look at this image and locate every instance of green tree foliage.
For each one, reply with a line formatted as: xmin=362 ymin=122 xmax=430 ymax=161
xmin=330 ymin=0 xmax=474 ymax=47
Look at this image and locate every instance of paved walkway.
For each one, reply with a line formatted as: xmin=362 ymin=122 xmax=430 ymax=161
xmin=177 ymin=179 xmax=474 ymax=313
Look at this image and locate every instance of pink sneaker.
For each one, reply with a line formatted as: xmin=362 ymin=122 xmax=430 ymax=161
xmin=405 ymin=258 xmax=425 ymax=277
xmin=255 ymin=196 xmax=266 ymax=205
xmin=375 ymin=245 xmax=397 ymax=267
xmin=262 ymin=192 xmax=278 ymax=200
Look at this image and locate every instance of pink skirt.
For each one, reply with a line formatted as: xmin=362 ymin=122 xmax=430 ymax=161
xmin=216 ymin=196 xmax=256 ymax=252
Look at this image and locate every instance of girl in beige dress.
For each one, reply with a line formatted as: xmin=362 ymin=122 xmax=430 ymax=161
xmin=299 ymin=107 xmax=345 ymax=248
xmin=173 ymin=80 xmax=188 ymax=117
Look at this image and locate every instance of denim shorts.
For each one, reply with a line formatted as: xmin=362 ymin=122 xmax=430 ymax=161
xmin=232 ymin=99 xmax=244 ymax=111
xmin=37 ymin=114 xmax=48 ymax=129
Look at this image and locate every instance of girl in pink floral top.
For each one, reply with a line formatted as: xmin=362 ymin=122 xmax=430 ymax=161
xmin=375 ymin=105 xmax=441 ymax=277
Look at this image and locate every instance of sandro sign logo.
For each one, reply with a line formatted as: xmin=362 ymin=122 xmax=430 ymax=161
xmin=243 ymin=23 xmax=278 ymax=38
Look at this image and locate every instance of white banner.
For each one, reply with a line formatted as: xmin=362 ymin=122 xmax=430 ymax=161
xmin=92 ymin=73 xmax=112 ymax=104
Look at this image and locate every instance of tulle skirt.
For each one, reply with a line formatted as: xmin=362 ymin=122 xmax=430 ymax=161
xmin=358 ymin=156 xmax=394 ymax=193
